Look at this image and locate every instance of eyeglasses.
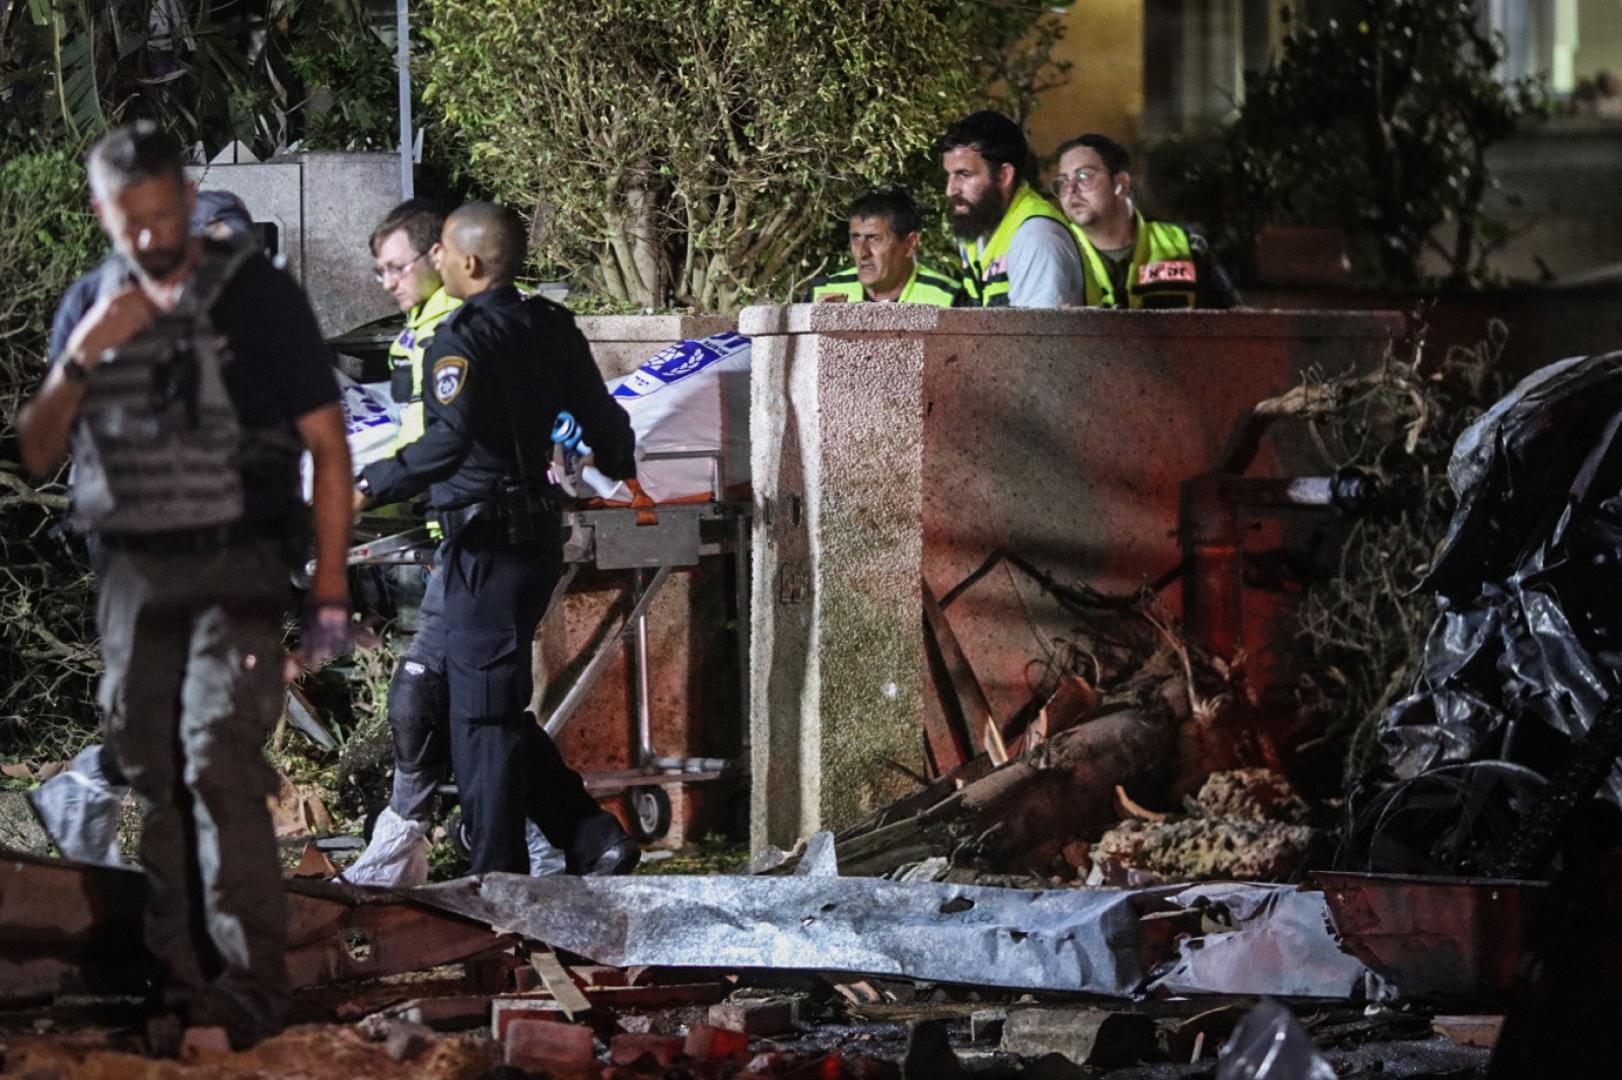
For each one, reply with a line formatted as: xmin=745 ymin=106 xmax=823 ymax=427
xmin=1049 ymin=168 xmax=1107 ymax=197
xmin=373 ymin=250 xmax=429 ymax=284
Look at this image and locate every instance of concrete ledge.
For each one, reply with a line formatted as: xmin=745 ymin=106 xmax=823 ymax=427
xmin=739 ymin=303 xmax=1403 ymax=340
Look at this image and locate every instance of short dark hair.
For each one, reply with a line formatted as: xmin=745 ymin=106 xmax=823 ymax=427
xmin=447 ymin=201 xmax=527 ymax=284
xmin=86 ymin=120 xmax=184 ymax=200
xmin=937 ymin=110 xmax=1033 ymax=186
xmin=846 ymin=186 xmax=923 ymax=238
xmin=371 ymin=197 xmax=445 ymax=257
xmin=1055 ymin=133 xmax=1131 ymax=176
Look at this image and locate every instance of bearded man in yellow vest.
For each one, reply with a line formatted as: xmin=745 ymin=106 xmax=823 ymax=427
xmin=809 ymin=186 xmax=960 ymax=306
xmin=1053 ymin=133 xmax=1241 ymax=310
xmin=940 ymin=110 xmax=1085 ymax=308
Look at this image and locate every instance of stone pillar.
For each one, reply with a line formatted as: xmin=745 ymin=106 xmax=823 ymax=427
xmin=744 ymin=304 xmax=935 ymax=850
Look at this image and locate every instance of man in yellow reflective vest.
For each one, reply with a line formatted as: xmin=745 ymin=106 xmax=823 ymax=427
xmin=372 ymin=199 xmax=462 ymax=450
xmin=809 ymin=186 xmax=960 ymax=306
xmin=344 ymin=200 xmax=463 ymax=886
xmin=940 ymin=111 xmax=1085 ymax=308
xmin=1053 ymin=133 xmax=1240 ymax=310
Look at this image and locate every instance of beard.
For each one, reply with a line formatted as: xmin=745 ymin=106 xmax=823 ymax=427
xmin=948 ymin=186 xmax=1009 ymax=241
xmin=130 ymin=243 xmax=189 ymax=281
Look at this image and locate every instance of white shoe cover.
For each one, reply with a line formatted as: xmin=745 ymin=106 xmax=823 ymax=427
xmin=339 ymin=806 xmax=429 ymax=888
xmin=27 ymin=747 xmax=126 ymax=866
xmin=526 ymin=820 xmax=566 ymax=876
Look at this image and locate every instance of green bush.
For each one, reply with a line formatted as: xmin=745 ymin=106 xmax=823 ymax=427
xmin=0 ymin=138 xmax=105 ymax=761
xmin=424 ymin=0 xmax=1068 ymax=312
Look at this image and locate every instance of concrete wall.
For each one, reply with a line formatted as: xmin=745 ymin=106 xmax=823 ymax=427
xmin=188 ymin=152 xmax=402 ymax=338
xmin=743 ymin=304 xmax=1403 ymax=850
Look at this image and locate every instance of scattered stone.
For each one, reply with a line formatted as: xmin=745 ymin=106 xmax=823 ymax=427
xmin=290 ymin=842 xmax=339 ymax=879
xmin=969 ymin=1008 xmax=1007 ymax=1043
xmin=1000 ymin=1008 xmax=1156 ymax=1069
xmin=1093 ymin=817 xmax=1315 ymax=881
xmin=1432 ymin=1014 xmax=1503 ymax=1049
xmin=617 ymin=1014 xmax=655 ymax=1035
xmin=395 ymin=994 xmax=492 ymax=1030
xmin=609 ymin=1033 xmax=684 ymax=1067
xmin=571 ymin=965 xmax=631 ymax=988
xmin=709 ymin=997 xmax=797 ymax=1036
xmin=1194 ymin=768 xmax=1311 ymax=824
xmin=684 ymin=1023 xmax=750 ymax=1060
xmin=180 ymin=1025 xmax=231 ymax=1058
xmin=384 ymin=1020 xmax=434 ymax=1062
xmin=0 ymin=792 xmax=50 ymax=856
xmin=504 ymin=1017 xmax=596 ymax=1074
xmin=491 ymin=995 xmax=565 ymax=1039
xmin=902 ymin=1019 xmax=959 ymax=1080
xmin=1022 ymin=1052 xmax=1091 ymax=1079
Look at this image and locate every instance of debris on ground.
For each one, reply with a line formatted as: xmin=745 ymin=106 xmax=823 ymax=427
xmin=1350 ymin=352 xmax=1622 ymax=877
xmin=1090 ymin=770 xmax=1321 ymax=884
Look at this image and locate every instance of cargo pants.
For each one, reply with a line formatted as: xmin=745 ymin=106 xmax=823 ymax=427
xmin=95 ymin=535 xmax=290 ymax=1043
xmin=399 ymin=513 xmax=625 ymax=874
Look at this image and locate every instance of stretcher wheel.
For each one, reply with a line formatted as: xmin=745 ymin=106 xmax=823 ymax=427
xmin=626 ymin=785 xmax=671 ymax=842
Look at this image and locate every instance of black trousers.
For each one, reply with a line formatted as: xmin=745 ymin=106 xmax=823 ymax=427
xmin=438 ymin=516 xmax=625 ymax=874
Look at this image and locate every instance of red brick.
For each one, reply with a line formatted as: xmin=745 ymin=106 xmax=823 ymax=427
xmin=504 ymin=1017 xmax=596 ymax=1074
xmin=710 ymin=998 xmax=797 ymax=1036
xmin=609 ymin=1032 xmax=684 ymax=1067
xmin=683 ymin=1023 xmax=750 ymax=1060
xmin=491 ymin=995 xmax=565 ymax=1039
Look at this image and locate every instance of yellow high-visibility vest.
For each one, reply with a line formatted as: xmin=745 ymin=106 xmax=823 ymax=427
xmin=810 ymin=261 xmax=959 ymax=306
xmin=389 ymin=287 xmax=461 ymax=451
xmin=1071 ymin=211 xmax=1199 ymax=309
xmin=956 ymin=183 xmax=1075 ymax=307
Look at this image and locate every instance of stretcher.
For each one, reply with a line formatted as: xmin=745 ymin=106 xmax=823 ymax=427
xmin=345 ymin=448 xmax=749 ymax=841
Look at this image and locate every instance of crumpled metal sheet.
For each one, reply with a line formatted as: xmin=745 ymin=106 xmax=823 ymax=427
xmin=413 ymin=873 xmax=1154 ymax=994
xmin=1151 ymin=883 xmax=1373 ymax=999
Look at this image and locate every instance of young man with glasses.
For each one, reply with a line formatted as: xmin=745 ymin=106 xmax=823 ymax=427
xmin=1053 ymin=133 xmax=1240 ymax=310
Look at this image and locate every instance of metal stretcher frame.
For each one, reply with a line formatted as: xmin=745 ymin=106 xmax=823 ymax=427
xmin=346 ymin=448 xmax=750 ymax=839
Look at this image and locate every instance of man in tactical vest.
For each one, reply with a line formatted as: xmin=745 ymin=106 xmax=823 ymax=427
xmin=353 ymin=202 xmax=642 ymax=878
xmin=17 ymin=122 xmax=352 ymax=1049
xmin=940 ymin=111 xmax=1086 ymax=308
xmin=809 ymin=186 xmax=960 ymax=306
xmin=26 ymin=187 xmax=261 ymax=870
xmin=1053 ymin=133 xmax=1240 ymax=310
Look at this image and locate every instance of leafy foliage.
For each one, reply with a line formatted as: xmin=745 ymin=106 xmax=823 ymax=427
xmin=0 ymin=141 xmax=105 ymax=759
xmin=1185 ymin=0 xmax=1545 ymax=286
xmin=424 ymin=0 xmax=1070 ymax=311
xmin=2 ymin=1 xmax=409 ymax=159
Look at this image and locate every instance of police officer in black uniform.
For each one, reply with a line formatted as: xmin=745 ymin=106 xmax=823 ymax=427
xmin=354 ymin=201 xmax=639 ymax=876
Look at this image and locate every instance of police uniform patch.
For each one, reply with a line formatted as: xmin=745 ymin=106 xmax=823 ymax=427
xmin=432 ymin=356 xmax=468 ymax=405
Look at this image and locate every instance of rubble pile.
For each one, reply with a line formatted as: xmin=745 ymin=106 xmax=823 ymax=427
xmin=1090 ymin=769 xmax=1320 ymax=884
